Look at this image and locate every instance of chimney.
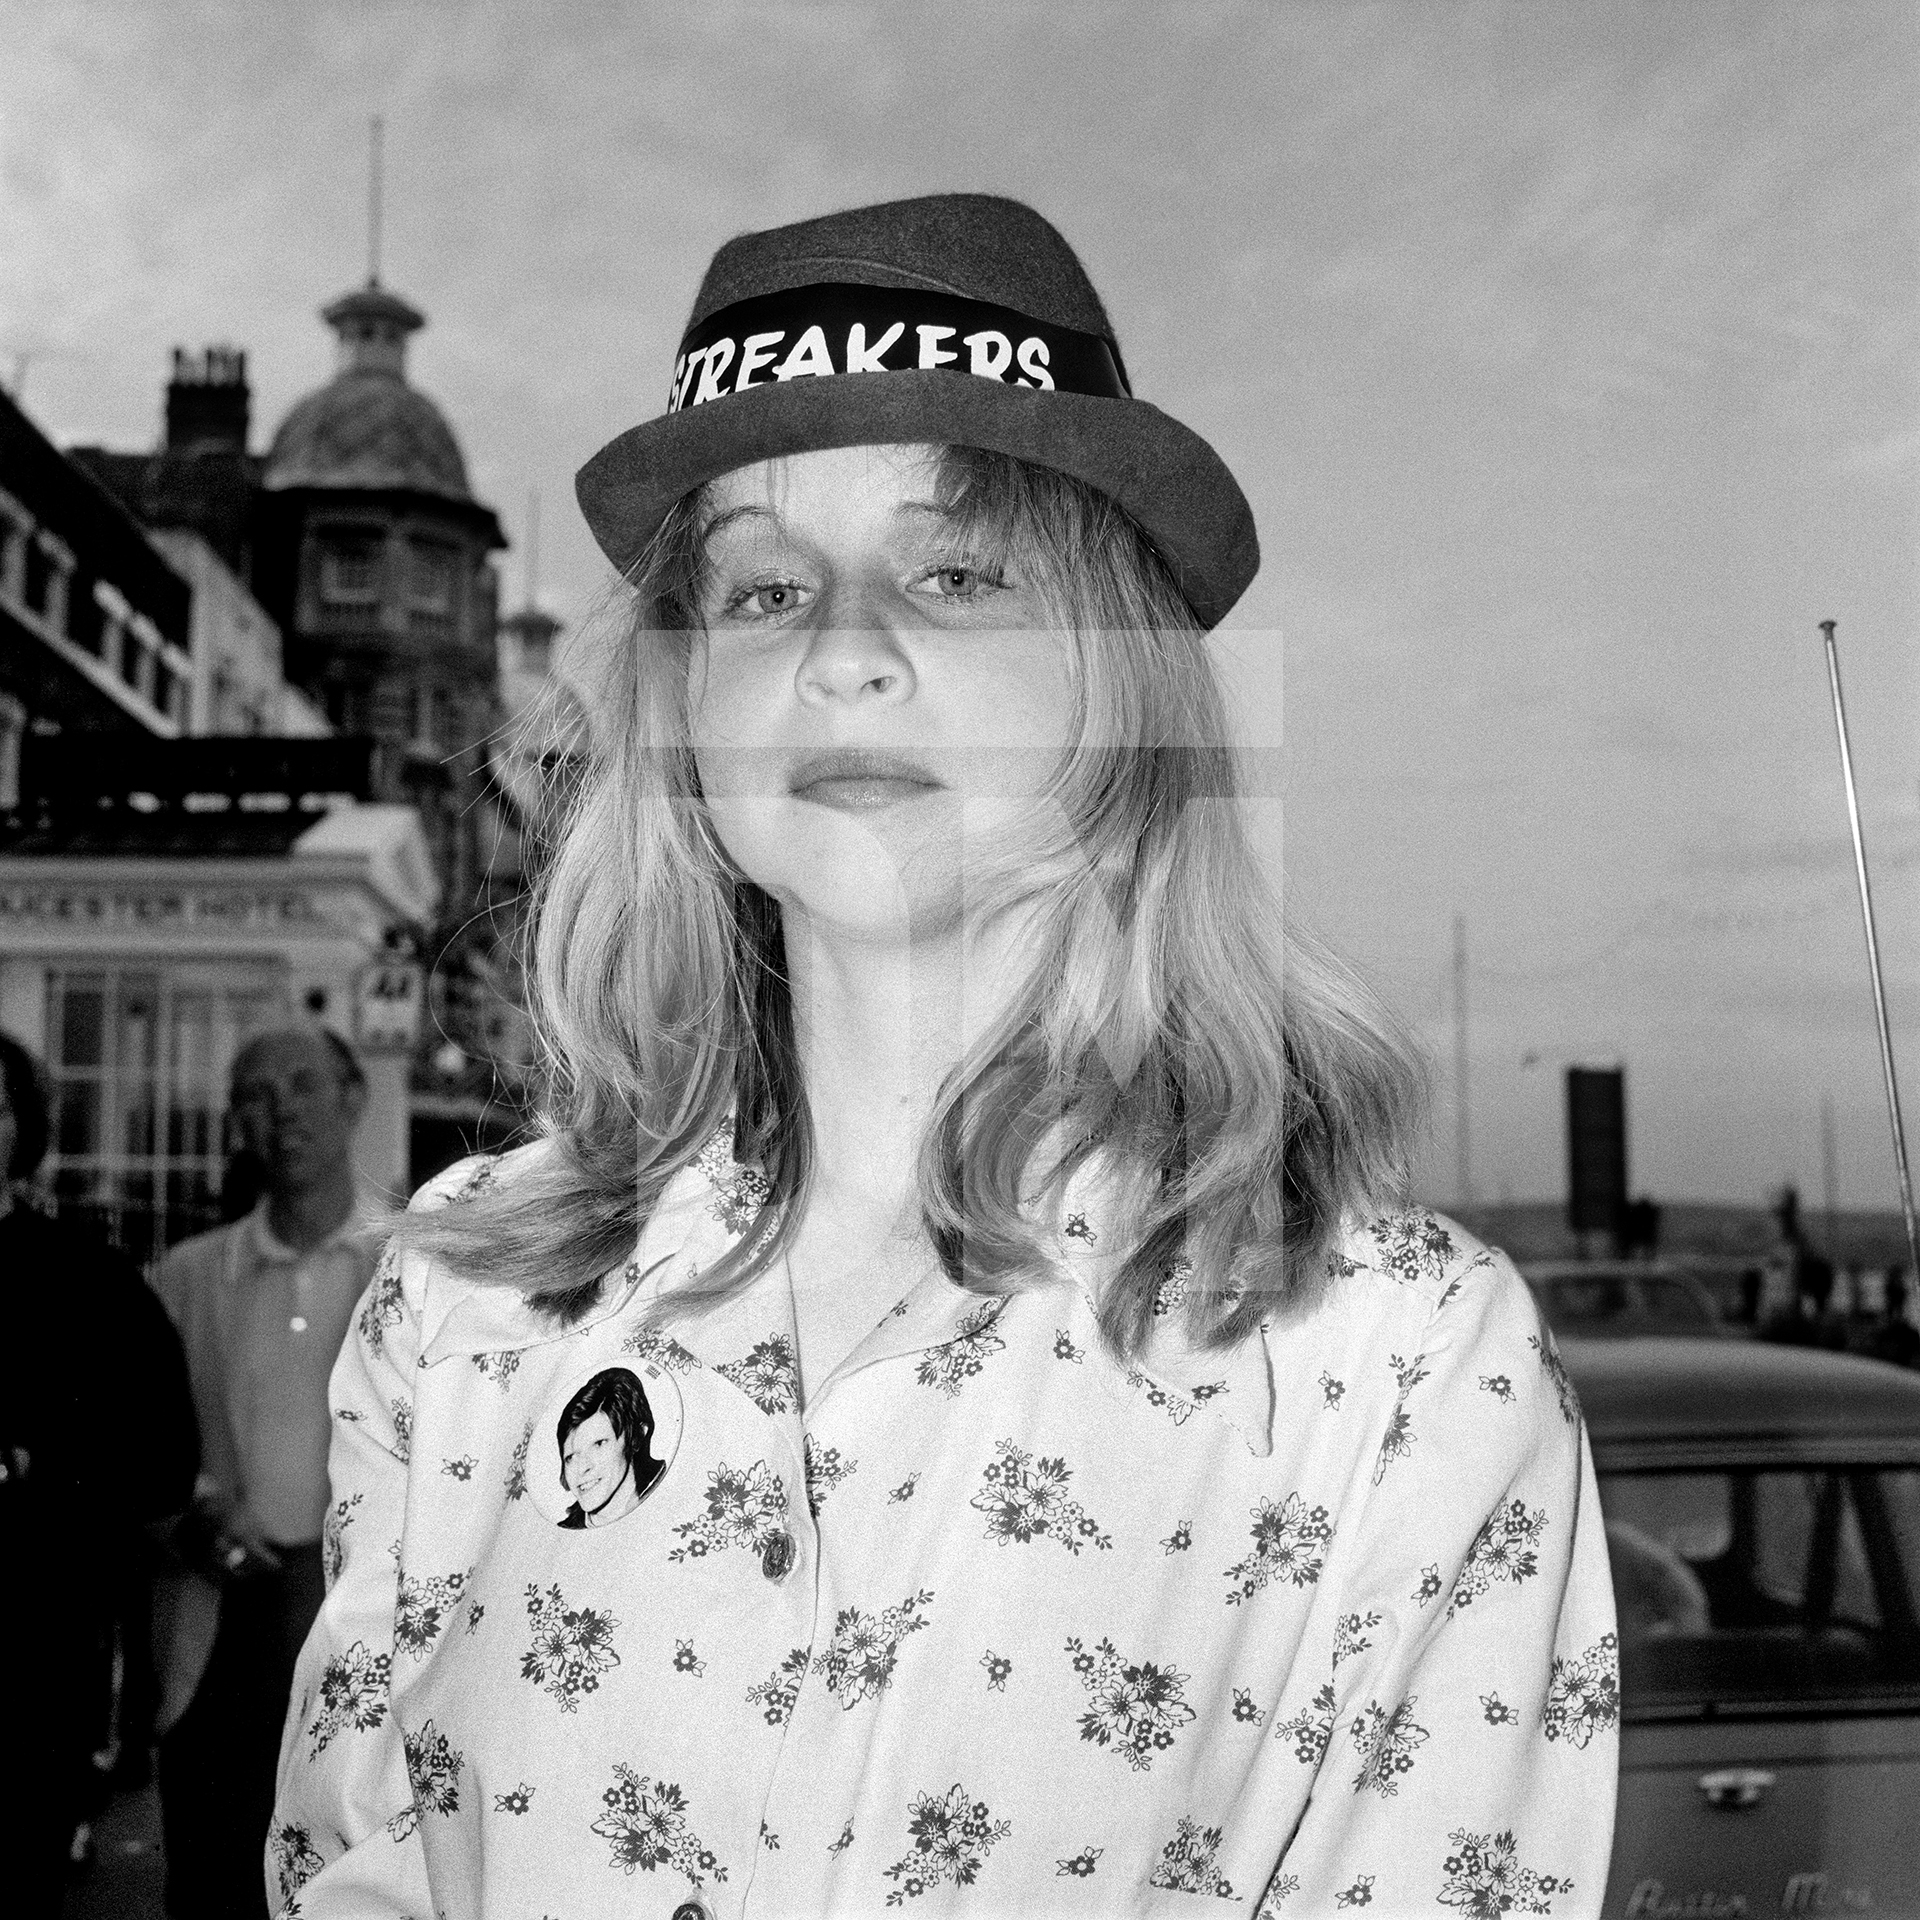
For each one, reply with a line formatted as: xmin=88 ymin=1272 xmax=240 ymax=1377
xmin=165 ymin=345 xmax=251 ymax=453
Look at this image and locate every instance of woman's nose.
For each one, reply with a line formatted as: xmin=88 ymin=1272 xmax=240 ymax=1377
xmin=796 ymin=587 xmax=916 ymax=704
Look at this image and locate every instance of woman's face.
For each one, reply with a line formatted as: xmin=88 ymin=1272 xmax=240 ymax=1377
xmin=562 ymin=1409 xmax=630 ymax=1509
xmin=687 ymin=444 xmax=1076 ymax=944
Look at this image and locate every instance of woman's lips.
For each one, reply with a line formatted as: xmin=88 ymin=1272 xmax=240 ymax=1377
xmin=789 ymin=749 xmax=942 ymax=812
xmin=800 ymin=777 xmax=939 ymax=812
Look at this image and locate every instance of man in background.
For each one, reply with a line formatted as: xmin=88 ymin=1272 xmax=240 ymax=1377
xmin=0 ymin=1030 xmax=199 ymax=1919
xmin=155 ymin=1025 xmax=378 ymax=1920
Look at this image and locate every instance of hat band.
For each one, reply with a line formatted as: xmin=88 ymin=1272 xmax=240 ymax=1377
xmin=668 ymin=282 xmax=1131 ymax=415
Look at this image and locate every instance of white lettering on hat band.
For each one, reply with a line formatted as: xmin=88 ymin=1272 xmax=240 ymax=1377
xmin=916 ymin=325 xmax=958 ymax=369
xmin=691 ymin=339 xmax=737 ymax=406
xmin=775 ymin=326 xmax=834 ymax=381
xmin=964 ymin=330 xmax=1013 ymax=378
xmin=666 ymin=286 xmax=1127 ymax=413
xmin=734 ymin=330 xmax=785 ymax=392
xmin=845 ymin=322 xmax=906 ymax=374
xmin=669 ymin=325 xmax=1058 ymax=410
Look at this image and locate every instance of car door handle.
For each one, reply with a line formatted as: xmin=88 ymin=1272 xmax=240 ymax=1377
xmin=1697 ymin=1768 xmax=1776 ymax=1810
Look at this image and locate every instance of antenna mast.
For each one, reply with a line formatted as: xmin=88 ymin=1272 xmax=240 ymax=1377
xmin=1818 ymin=619 xmax=1920 ymax=1284
xmin=526 ymin=490 xmax=541 ymax=610
xmin=1453 ymin=911 xmax=1472 ymax=1208
xmin=368 ymin=114 xmax=384 ymax=286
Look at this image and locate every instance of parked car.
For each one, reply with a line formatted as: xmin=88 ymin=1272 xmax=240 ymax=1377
xmin=1566 ymin=1336 xmax=1920 ymax=1917
xmin=1526 ymin=1261 xmax=1730 ymax=1340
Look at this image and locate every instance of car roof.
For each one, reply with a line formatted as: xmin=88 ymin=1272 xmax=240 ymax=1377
xmin=1524 ymin=1262 xmax=1701 ymax=1284
xmin=1561 ymin=1335 xmax=1920 ymax=1469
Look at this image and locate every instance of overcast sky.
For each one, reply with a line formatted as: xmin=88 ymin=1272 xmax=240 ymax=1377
xmin=5 ymin=0 xmax=1916 ymax=1211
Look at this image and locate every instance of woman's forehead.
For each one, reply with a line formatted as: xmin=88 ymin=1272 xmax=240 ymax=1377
xmin=702 ymin=443 xmax=952 ymax=538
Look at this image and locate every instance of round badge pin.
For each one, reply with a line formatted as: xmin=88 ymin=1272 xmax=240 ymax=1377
xmin=526 ymin=1356 xmax=682 ymax=1532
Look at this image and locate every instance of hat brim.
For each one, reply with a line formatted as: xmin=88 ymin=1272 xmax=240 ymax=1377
xmin=574 ymin=372 xmax=1258 ymax=630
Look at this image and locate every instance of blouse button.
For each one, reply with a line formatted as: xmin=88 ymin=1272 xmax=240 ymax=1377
xmin=760 ymin=1530 xmax=796 ymax=1581
xmin=670 ymin=1903 xmax=710 ymax=1920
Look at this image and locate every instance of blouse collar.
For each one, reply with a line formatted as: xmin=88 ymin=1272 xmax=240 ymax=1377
xmin=419 ymin=1119 xmax=1277 ymax=1456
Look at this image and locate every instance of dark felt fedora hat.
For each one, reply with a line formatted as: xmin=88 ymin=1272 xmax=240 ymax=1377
xmin=574 ymin=193 xmax=1259 ymax=628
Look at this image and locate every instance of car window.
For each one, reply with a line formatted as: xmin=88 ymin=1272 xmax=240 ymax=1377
xmin=1749 ymin=1472 xmax=1880 ymax=1624
xmin=1599 ymin=1467 xmax=1920 ymax=1717
xmin=1543 ymin=1276 xmax=1631 ymax=1328
xmin=1531 ymin=1271 xmax=1717 ymax=1335
xmin=1605 ymin=1472 xmax=1731 ymax=1561
xmin=1632 ymin=1276 xmax=1714 ymax=1325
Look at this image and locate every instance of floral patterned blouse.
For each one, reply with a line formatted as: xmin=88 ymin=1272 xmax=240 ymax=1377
xmin=270 ymin=1130 xmax=1618 ymax=1919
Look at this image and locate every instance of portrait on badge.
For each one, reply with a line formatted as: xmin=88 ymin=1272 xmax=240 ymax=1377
xmin=273 ymin=194 xmax=1620 ymax=1919
xmin=527 ymin=1363 xmax=674 ymax=1531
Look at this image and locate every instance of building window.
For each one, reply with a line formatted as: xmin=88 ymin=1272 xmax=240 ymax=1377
xmin=64 ymin=577 xmax=103 ymax=657
xmin=31 ymin=533 xmax=72 ymax=637
xmin=321 ymin=538 xmax=382 ymax=605
xmin=92 ymin=578 xmax=129 ymax=671
xmin=156 ymin=657 xmax=188 ymax=729
xmin=0 ymin=487 xmax=29 ymax=606
xmin=0 ymin=524 xmax=74 ymax=633
xmin=130 ymin=622 xmax=158 ymax=702
xmin=409 ymin=542 xmax=456 ymax=612
xmin=45 ymin=969 xmax=281 ymax=1267
xmin=21 ymin=533 xmax=50 ymax=619
xmin=0 ymin=690 xmax=23 ymax=810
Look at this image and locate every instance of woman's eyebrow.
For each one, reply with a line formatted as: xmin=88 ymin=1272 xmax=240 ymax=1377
xmin=698 ymin=503 xmax=778 ymax=549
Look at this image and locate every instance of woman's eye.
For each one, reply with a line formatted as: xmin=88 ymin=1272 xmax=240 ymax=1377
xmin=918 ymin=563 xmax=1004 ymax=601
xmin=724 ymin=580 xmax=810 ymax=619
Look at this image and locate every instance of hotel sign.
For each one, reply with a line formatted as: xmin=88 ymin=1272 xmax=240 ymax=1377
xmin=0 ymin=884 xmax=326 ymax=932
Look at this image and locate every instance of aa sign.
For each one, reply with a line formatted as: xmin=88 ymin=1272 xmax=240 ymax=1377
xmin=354 ymin=960 xmax=423 ymax=1051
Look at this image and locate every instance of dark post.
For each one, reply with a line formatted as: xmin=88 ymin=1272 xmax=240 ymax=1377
xmin=1566 ymin=1066 xmax=1628 ymax=1254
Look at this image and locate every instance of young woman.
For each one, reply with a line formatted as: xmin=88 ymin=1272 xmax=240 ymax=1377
xmin=271 ymin=195 xmax=1617 ymax=1919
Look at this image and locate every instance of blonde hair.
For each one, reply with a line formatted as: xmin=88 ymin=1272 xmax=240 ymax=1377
xmin=408 ymin=446 xmax=1425 ymax=1352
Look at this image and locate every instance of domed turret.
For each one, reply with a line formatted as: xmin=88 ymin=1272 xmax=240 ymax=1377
xmin=263 ymin=283 xmax=473 ymax=501
xmin=247 ymin=272 xmax=505 ymax=952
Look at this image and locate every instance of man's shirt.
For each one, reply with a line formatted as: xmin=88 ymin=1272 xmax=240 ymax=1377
xmin=160 ymin=1196 xmax=379 ymax=1547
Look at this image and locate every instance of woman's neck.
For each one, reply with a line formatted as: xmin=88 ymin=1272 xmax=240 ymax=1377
xmin=783 ymin=909 xmax=1026 ymax=1208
